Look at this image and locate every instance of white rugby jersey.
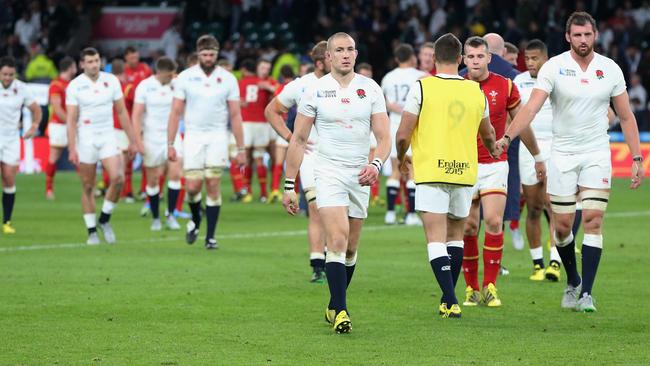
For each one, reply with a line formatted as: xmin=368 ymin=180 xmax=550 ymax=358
xmin=380 ymin=67 xmax=427 ymax=124
xmin=298 ymin=73 xmax=386 ymax=166
xmin=66 ymin=72 xmax=123 ymax=133
xmin=0 ymin=79 xmax=35 ymax=136
xmin=535 ymin=51 xmax=626 ymax=153
xmin=173 ymin=65 xmax=239 ymax=133
xmin=515 ymin=71 xmax=553 ymax=140
xmin=134 ymin=75 xmax=173 ymax=138
xmin=277 ymin=72 xmax=319 ymax=142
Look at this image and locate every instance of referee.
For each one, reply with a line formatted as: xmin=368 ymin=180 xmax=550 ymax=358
xmin=396 ymin=33 xmax=500 ymax=318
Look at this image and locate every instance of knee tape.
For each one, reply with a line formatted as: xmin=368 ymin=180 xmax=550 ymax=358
xmin=145 ymin=185 xmax=160 ymax=196
xmin=304 ymin=188 xmax=316 ymax=202
xmin=184 ymin=169 xmax=204 ymax=180
xmin=167 ymin=180 xmax=181 ymax=190
xmin=252 ymin=148 xmax=266 ymax=159
xmin=206 ymin=195 xmax=222 ymax=206
xmin=549 ymin=194 xmax=577 ymax=214
xmin=326 ymin=251 xmax=346 ymax=264
xmin=3 ymin=186 xmax=16 ymax=194
xmin=189 ymin=192 xmax=202 ymax=203
xmin=580 ymin=190 xmax=609 ymax=211
xmin=204 ymin=167 xmax=223 ymax=179
xmin=345 ymin=251 xmax=357 ymax=266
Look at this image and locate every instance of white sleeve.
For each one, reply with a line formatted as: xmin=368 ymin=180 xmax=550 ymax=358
xmin=534 ymin=60 xmax=555 ymax=94
xmin=112 ymin=77 xmax=123 ymax=101
xmin=371 ymin=82 xmax=387 ymax=114
xmin=134 ymin=82 xmax=146 ymax=104
xmin=65 ymin=82 xmax=78 ymax=106
xmin=483 ymin=96 xmax=490 ymax=118
xmin=402 ymin=81 xmax=422 ymax=116
xmin=21 ymin=84 xmax=35 ymax=106
xmin=226 ymin=74 xmax=240 ymax=102
xmin=173 ymin=74 xmax=186 ymax=100
xmin=297 ymin=87 xmax=317 ymax=118
xmin=610 ymin=63 xmax=627 ymax=97
xmin=277 ymin=79 xmax=299 ymax=108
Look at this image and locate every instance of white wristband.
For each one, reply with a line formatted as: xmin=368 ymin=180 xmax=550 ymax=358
xmin=533 ymin=154 xmax=544 ymax=163
xmin=370 ymin=158 xmax=382 ymax=172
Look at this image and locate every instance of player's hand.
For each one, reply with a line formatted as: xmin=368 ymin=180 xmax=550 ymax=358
xmin=168 ymin=146 xmax=177 ymax=162
xmin=493 ymin=138 xmax=508 ymax=158
xmin=534 ymin=161 xmax=546 ymax=182
xmin=282 ymin=190 xmax=300 ymax=215
xmin=631 ymin=160 xmax=644 ymax=189
xmin=236 ymin=151 xmax=247 ymax=167
xmin=399 ymin=155 xmax=412 ymax=175
xmin=68 ymin=146 xmax=79 ymax=166
xmin=127 ymin=143 xmax=137 ymax=160
xmin=23 ymin=124 xmax=38 ymax=139
xmin=358 ymin=165 xmax=379 ymax=186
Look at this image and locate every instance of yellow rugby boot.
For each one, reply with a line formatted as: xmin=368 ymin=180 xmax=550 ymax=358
xmin=482 ymin=283 xmax=502 ymax=307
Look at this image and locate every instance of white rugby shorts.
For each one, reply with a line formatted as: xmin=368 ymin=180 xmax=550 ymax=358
xmin=519 ymin=138 xmax=551 ymax=186
xmin=183 ymin=130 xmax=229 ymax=172
xmin=315 ymin=158 xmax=370 ymax=219
xmin=243 ymin=122 xmax=271 ymax=148
xmin=470 ymin=161 xmax=509 ymax=199
xmin=77 ymin=130 xmax=121 ymax=164
xmin=0 ymin=136 xmax=20 ymax=165
xmin=48 ymin=123 xmax=67 ymax=148
xmin=114 ymin=129 xmax=129 ymax=152
xmin=416 ymin=183 xmax=473 ymax=219
xmin=547 ymin=149 xmax=611 ymax=196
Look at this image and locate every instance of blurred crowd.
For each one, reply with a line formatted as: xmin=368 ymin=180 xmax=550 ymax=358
xmin=1 ymin=0 xmax=649 ymax=130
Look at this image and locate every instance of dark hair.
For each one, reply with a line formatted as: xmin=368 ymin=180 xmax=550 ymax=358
xmin=464 ymin=36 xmax=489 ymax=51
xmin=196 ymin=34 xmax=219 ymax=52
xmin=504 ymin=42 xmax=518 ymax=55
xmin=357 ymin=62 xmax=372 ymax=72
xmin=310 ymin=41 xmax=328 ymax=63
xmin=124 ymin=46 xmax=138 ymax=56
xmin=280 ymin=64 xmax=295 ymax=79
xmin=186 ymin=52 xmax=198 ymax=66
xmin=241 ymin=58 xmax=256 ymax=73
xmin=256 ymin=59 xmax=271 ymax=67
xmin=58 ymin=56 xmax=75 ymax=72
xmin=434 ymin=33 xmax=462 ymax=64
xmin=565 ymin=11 xmax=597 ymax=34
xmin=111 ymin=58 xmax=125 ymax=75
xmin=0 ymin=56 xmax=17 ymax=69
xmin=80 ymin=47 xmax=99 ymax=61
xmin=394 ymin=44 xmax=415 ymax=63
xmin=525 ymin=39 xmax=548 ymax=55
xmin=155 ymin=57 xmax=177 ymax=73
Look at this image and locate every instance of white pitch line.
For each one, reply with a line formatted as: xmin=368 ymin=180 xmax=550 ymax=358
xmin=2 ymin=210 xmax=649 ymax=253
xmin=0 ymin=224 xmax=411 ymax=253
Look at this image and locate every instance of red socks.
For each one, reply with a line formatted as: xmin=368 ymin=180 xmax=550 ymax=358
xmin=256 ymin=164 xmax=268 ymax=197
xmin=483 ymin=232 xmax=504 ymax=287
xmin=271 ymin=164 xmax=283 ymax=192
xmin=45 ymin=162 xmax=56 ymax=191
xmin=121 ymin=158 xmax=133 ymax=197
xmin=462 ymin=235 xmax=480 ymax=291
xmin=243 ymin=165 xmax=253 ymax=193
xmin=370 ymin=180 xmax=379 ymax=198
xmin=230 ymin=161 xmax=244 ymax=194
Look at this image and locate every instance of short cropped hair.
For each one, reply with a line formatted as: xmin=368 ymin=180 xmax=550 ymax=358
xmin=241 ymin=58 xmax=256 ymax=73
xmin=111 ymin=58 xmax=125 ymax=75
xmin=155 ymin=57 xmax=177 ymax=73
xmin=80 ymin=47 xmax=99 ymax=61
xmin=124 ymin=46 xmax=138 ymax=56
xmin=310 ymin=41 xmax=328 ymax=63
xmin=357 ymin=62 xmax=372 ymax=72
xmin=464 ymin=36 xmax=489 ymax=52
xmin=504 ymin=42 xmax=518 ymax=55
xmin=280 ymin=64 xmax=295 ymax=80
xmin=434 ymin=33 xmax=462 ymax=64
xmin=196 ymin=35 xmax=219 ymax=52
xmin=0 ymin=56 xmax=17 ymax=69
xmin=565 ymin=11 xmax=597 ymax=34
xmin=394 ymin=44 xmax=415 ymax=63
xmin=58 ymin=56 xmax=75 ymax=72
xmin=525 ymin=39 xmax=547 ymax=55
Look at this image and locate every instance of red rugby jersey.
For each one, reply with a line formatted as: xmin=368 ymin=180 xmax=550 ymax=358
xmin=48 ymin=77 xmax=70 ymax=124
xmin=239 ymin=75 xmax=276 ymax=122
xmin=112 ymin=81 xmax=136 ymax=130
xmin=466 ymin=72 xmax=521 ymax=163
xmin=125 ymin=63 xmax=152 ymax=85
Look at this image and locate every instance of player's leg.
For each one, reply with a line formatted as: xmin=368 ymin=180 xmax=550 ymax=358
xmin=78 ymin=163 xmax=100 ymax=243
xmin=145 ymin=165 xmax=164 ymax=230
xmin=242 ymin=122 xmax=255 ymax=202
xmin=228 ymin=132 xmax=245 ymax=201
xmin=1 ymin=162 xmax=18 ymax=234
xmin=523 ymin=182 xmax=546 ymax=280
xmin=269 ymin=136 xmax=287 ymax=203
xmin=385 ymin=121 xmax=400 ymax=224
xmin=98 ymin=154 xmax=125 ymax=244
xmin=307 ymin=199 xmax=326 ymax=283
xmin=203 ymin=172 xmax=222 ymax=249
xmin=45 ymin=123 xmax=67 ymax=199
xmin=182 ymin=133 xmax=205 ymax=244
xmin=253 ymin=152 xmax=268 ymax=202
xmin=346 ymin=216 xmax=363 ymax=289
xmin=165 ymin=157 xmax=182 ymax=230
xmin=480 ymin=192 xmax=506 ymax=307
xmin=320 ymin=206 xmax=351 ymax=331
xmin=505 ymin=138 xmax=524 ymax=249
xmin=462 ymin=197 xmax=481 ymax=298
xmin=404 ymin=166 xmax=420 ymax=226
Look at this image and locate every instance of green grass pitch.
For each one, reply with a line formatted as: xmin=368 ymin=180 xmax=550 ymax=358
xmin=1 ymin=172 xmax=649 ymax=365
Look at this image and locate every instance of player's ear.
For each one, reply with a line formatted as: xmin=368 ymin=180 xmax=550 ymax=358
xmin=565 ymin=32 xmax=571 ymax=44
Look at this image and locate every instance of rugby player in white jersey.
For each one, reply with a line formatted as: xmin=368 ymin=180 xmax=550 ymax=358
xmin=168 ymin=35 xmax=246 ymax=250
xmin=132 ymin=57 xmax=182 ymax=232
xmin=264 ymin=41 xmax=330 ymax=283
xmin=0 ymin=56 xmax=42 ymax=234
xmin=381 ymin=44 xmax=427 ymax=226
xmin=66 ymin=47 xmax=140 ymax=245
xmin=500 ymin=12 xmax=644 ymax=312
xmin=514 ymin=39 xmax=563 ymax=282
xmin=283 ymin=33 xmax=391 ymax=333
